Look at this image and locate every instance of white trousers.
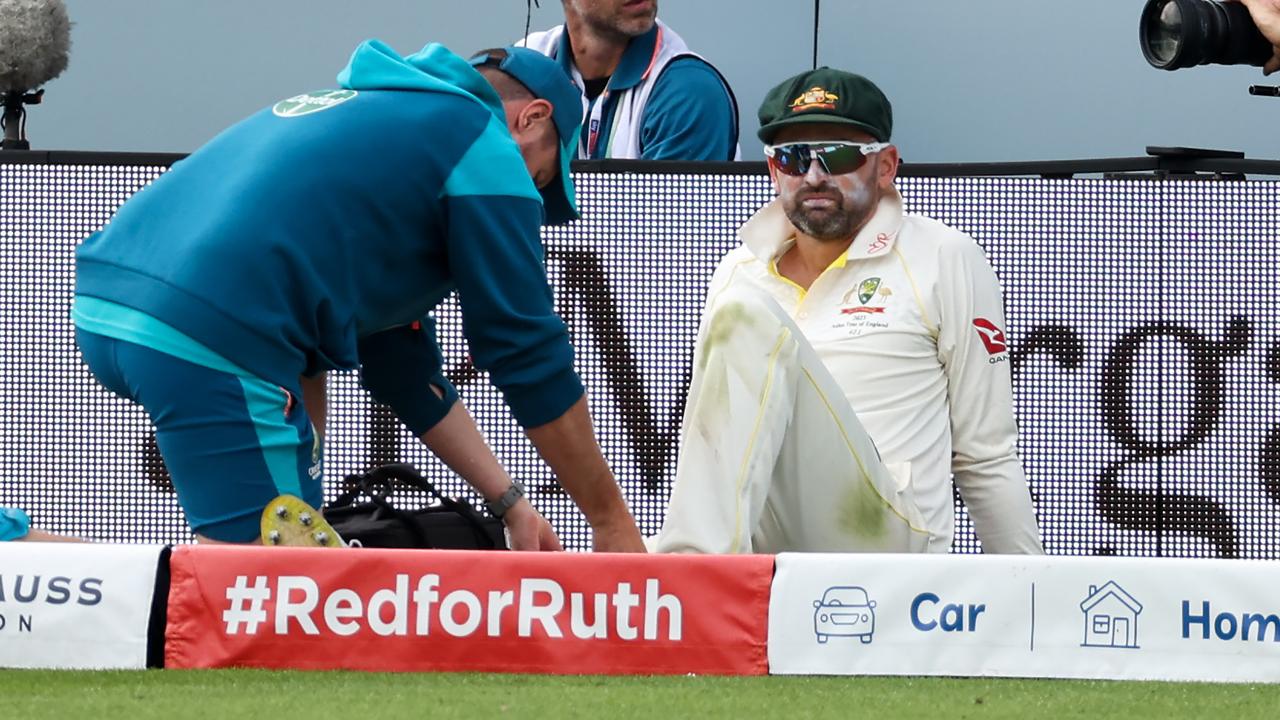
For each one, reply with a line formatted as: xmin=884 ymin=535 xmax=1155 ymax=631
xmin=653 ymin=284 xmax=932 ymax=554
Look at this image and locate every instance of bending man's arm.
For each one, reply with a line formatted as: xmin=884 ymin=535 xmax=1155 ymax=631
xmin=358 ymin=324 xmax=562 ymax=551
xmin=525 ymin=397 xmax=645 ymax=552
xmin=420 ymin=399 xmax=561 ymax=551
xmin=441 ymin=129 xmax=644 ymax=551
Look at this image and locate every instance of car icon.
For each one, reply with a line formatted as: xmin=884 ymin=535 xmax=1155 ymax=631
xmin=814 ymin=586 xmax=877 ymax=644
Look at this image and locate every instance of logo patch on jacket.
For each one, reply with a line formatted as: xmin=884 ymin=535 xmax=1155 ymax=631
xmin=273 ymin=89 xmax=358 ymax=118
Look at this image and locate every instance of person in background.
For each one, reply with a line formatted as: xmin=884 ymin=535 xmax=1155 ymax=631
xmin=652 ymin=68 xmax=1043 ymax=555
xmin=521 ymin=0 xmax=740 ymax=160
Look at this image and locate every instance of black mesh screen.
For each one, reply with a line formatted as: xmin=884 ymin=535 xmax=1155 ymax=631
xmin=2 ymin=162 xmax=1277 ymax=556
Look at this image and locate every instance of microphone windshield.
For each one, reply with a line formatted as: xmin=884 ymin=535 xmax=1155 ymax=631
xmin=0 ymin=0 xmax=71 ymax=94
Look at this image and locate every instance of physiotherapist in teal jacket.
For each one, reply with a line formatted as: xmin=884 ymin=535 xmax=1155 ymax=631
xmin=38 ymin=42 xmax=647 ymax=551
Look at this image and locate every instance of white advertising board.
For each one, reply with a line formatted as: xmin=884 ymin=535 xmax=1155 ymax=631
xmin=770 ymin=553 xmax=1280 ymax=682
xmin=0 ymin=543 xmax=163 ymax=669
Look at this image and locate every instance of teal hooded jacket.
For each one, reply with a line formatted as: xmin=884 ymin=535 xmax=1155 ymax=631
xmin=74 ymin=41 xmax=582 ymax=432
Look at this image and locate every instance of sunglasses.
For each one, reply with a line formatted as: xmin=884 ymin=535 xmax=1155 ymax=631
xmin=763 ymin=141 xmax=889 ymax=177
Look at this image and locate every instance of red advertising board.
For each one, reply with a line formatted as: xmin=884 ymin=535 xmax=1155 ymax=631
xmin=166 ymin=546 xmax=771 ymax=675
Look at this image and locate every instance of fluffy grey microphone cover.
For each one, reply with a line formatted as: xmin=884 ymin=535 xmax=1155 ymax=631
xmin=0 ymin=0 xmax=71 ymax=93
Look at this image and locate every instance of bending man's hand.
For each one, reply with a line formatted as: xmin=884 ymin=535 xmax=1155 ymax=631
xmin=414 ymin=394 xmax=572 ymax=550
xmin=591 ymin=515 xmax=649 ymax=553
xmin=1233 ymin=0 xmax=1280 ymax=74
xmin=503 ymin=499 xmax=564 ymax=551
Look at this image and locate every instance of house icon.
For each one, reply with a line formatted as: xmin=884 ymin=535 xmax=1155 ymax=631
xmin=1079 ymin=581 xmax=1142 ymax=649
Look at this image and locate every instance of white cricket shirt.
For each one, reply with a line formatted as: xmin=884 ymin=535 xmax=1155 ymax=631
xmin=704 ymin=187 xmax=1042 ymax=553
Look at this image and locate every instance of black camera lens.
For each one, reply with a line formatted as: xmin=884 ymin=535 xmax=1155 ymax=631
xmin=1140 ymin=0 xmax=1274 ymax=70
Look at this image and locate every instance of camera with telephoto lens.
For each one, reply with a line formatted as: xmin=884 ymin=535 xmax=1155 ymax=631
xmin=1140 ymin=0 xmax=1273 ymax=69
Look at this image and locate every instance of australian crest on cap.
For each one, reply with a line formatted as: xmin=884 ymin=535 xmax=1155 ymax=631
xmin=790 ymin=86 xmax=838 ymax=112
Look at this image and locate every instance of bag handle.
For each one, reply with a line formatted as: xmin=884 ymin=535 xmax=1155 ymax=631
xmin=363 ymin=463 xmax=453 ymax=504
xmin=330 ymin=473 xmax=391 ymax=509
xmin=330 ymin=463 xmax=445 ymax=508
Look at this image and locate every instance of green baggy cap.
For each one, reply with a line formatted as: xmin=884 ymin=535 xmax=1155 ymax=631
xmin=757 ymin=67 xmax=892 ymax=144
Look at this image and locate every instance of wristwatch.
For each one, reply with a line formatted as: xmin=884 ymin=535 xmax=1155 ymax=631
xmin=485 ymin=481 xmax=526 ymax=519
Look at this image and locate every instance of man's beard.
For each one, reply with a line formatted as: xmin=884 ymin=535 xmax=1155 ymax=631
xmin=583 ymin=4 xmax=656 ymax=40
xmin=783 ymin=184 xmax=874 ymax=242
xmin=604 ymin=17 xmax=655 ymax=39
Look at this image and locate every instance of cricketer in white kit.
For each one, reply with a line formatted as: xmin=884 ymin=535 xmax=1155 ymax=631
xmin=653 ymin=67 xmax=1043 ymax=555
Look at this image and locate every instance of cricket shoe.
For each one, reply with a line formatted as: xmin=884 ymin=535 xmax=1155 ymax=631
xmin=260 ymin=495 xmax=345 ymax=548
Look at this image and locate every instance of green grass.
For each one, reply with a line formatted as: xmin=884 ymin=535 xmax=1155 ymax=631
xmin=2 ymin=670 xmax=1277 ymax=719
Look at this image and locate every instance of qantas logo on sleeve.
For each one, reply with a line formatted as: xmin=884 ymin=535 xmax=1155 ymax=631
xmin=972 ymin=318 xmax=1008 ymax=355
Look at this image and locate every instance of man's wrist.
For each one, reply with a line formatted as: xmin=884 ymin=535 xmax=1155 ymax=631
xmin=587 ymin=504 xmax=638 ymax=534
xmin=485 ymin=481 xmax=527 ymax=519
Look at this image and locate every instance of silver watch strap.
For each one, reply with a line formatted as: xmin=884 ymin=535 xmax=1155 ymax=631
xmin=485 ymin=481 xmax=526 ymax=519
